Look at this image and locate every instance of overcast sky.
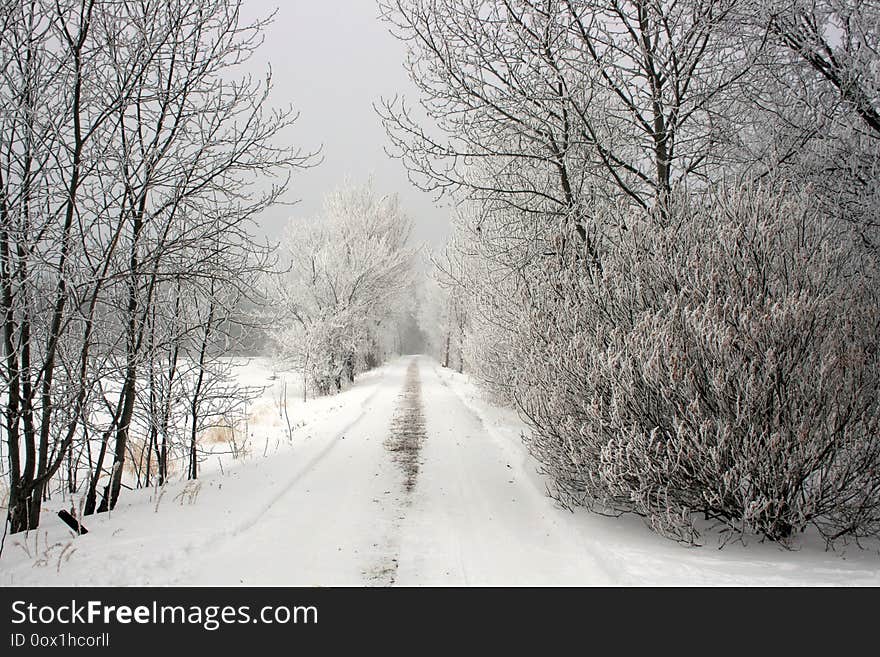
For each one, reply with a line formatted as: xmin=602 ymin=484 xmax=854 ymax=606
xmin=238 ymin=0 xmax=450 ymax=246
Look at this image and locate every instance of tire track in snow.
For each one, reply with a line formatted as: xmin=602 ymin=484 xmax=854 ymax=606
xmin=365 ymin=359 xmax=426 ymax=585
xmin=228 ymin=380 xmax=386 ymax=538
xmin=384 ymin=360 xmax=427 ymax=493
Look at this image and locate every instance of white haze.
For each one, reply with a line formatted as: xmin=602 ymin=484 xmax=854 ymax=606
xmin=236 ymin=0 xmax=451 ymax=246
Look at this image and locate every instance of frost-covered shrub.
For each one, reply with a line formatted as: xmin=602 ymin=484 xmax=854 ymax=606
xmin=442 ymin=202 xmax=567 ymax=406
xmin=516 ymin=185 xmax=880 ymax=544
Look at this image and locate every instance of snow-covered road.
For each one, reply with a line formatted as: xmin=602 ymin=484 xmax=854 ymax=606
xmin=3 ymin=356 xmax=879 ymax=586
xmin=394 ymin=358 xmax=615 ymax=585
xmin=170 ymin=356 xmax=613 ymax=585
xmin=178 ymin=357 xmax=417 ymax=586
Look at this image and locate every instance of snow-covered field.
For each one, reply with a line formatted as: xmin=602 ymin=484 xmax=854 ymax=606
xmin=2 ymin=356 xmax=879 ymax=586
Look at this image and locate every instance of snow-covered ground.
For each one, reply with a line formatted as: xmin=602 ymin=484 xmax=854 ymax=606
xmin=2 ymin=356 xmax=879 ymax=586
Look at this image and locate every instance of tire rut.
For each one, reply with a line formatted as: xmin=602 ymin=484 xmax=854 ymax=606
xmin=384 ymin=360 xmax=427 ymax=493
xmin=364 ymin=359 xmax=426 ymax=585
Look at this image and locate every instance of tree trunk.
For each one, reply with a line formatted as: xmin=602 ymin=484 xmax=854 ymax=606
xmin=106 ymin=372 xmax=137 ymax=511
xmin=7 ymin=494 xmax=32 ymax=534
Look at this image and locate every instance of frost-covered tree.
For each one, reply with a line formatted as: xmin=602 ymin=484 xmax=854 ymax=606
xmin=517 ymin=184 xmax=880 ymax=544
xmin=383 ymin=0 xmax=880 ymax=546
xmin=0 ymin=0 xmax=312 ymax=532
xmin=270 ymin=183 xmax=416 ymax=396
xmin=417 ymin=269 xmax=467 ymax=371
xmin=755 ymin=0 xmax=880 ymax=231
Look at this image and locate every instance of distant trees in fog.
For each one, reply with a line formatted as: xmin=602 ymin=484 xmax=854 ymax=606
xmin=268 ymin=182 xmax=416 ymax=398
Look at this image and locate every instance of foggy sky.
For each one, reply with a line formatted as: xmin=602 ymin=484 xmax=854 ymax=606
xmin=238 ymin=0 xmax=451 ymax=246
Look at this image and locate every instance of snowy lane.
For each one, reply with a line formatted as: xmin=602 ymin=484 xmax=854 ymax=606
xmin=171 ymin=361 xmax=413 ymax=586
xmin=4 ymin=356 xmax=879 ymax=586
xmin=409 ymin=361 xmax=880 ymax=586
xmin=393 ymin=359 xmax=615 ymax=585
xmin=168 ymin=355 xmax=616 ymax=585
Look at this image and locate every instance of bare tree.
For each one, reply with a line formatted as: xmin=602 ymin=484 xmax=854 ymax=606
xmin=0 ymin=0 xmax=137 ymax=533
xmin=379 ymin=0 xmax=755 ymax=244
xmin=85 ymin=0 xmax=313 ymax=515
xmin=0 ymin=0 xmax=314 ymax=532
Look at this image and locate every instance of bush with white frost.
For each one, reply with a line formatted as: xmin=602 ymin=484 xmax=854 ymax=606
xmin=515 ymin=185 xmax=880 ymax=545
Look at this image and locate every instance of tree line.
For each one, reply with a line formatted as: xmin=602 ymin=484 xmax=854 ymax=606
xmin=383 ymin=0 xmax=880 ymax=545
xmin=0 ymin=0 xmax=315 ymax=534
